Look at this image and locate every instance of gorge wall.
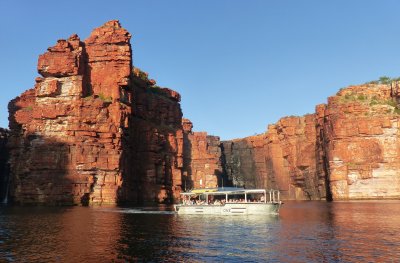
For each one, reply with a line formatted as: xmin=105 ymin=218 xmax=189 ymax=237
xmin=7 ymin=20 xmax=225 ymax=205
xmin=222 ymin=115 xmax=326 ymax=200
xmin=182 ymin=119 xmax=224 ymax=190
xmin=316 ymin=84 xmax=400 ymax=200
xmin=7 ymin=20 xmax=211 ymax=205
xmin=5 ymin=20 xmax=400 ymax=205
xmin=223 ymin=83 xmax=400 ymax=200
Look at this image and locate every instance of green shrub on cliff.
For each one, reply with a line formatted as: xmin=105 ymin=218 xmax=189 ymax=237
xmin=379 ymin=76 xmax=391 ymax=84
xmin=341 ymin=92 xmax=358 ymax=103
xmin=364 ymin=76 xmax=400 ymax=85
xmin=22 ymin=106 xmax=33 ymax=111
xmin=133 ymin=67 xmax=149 ymax=81
xmin=147 ymin=85 xmax=165 ymax=97
xmin=365 ymin=80 xmax=379 ymax=85
xmin=357 ymin=94 xmax=366 ymax=101
xmin=385 ymin=99 xmax=397 ymax=107
xmin=369 ymin=99 xmax=379 ymax=106
xmin=138 ymin=71 xmax=149 ymax=81
xmin=98 ymin=93 xmax=112 ymax=103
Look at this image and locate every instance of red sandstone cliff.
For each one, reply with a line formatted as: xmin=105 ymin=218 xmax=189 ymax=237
xmin=222 ymin=83 xmax=400 ymax=200
xmin=316 ymin=83 xmax=400 ymax=200
xmin=8 ymin=21 xmax=185 ymax=205
xmin=222 ymin=115 xmax=325 ymax=200
xmin=182 ymin=119 xmax=223 ymax=190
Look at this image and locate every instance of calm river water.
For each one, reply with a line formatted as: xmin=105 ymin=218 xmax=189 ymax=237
xmin=0 ymin=201 xmax=399 ymax=262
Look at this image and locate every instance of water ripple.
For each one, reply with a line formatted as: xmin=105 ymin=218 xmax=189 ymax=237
xmin=0 ymin=201 xmax=399 ymax=262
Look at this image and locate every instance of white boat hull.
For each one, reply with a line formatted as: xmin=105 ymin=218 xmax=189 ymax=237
xmin=174 ymin=202 xmax=281 ymax=215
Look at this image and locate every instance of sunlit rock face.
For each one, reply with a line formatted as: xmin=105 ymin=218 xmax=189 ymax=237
xmin=222 ymin=115 xmax=325 ymax=201
xmin=317 ymin=84 xmax=400 ymax=200
xmin=7 ymin=21 xmax=185 ymax=205
xmin=222 ymin=83 xmax=400 ymax=201
xmin=181 ymin=119 xmax=224 ymax=190
xmin=85 ymin=20 xmax=132 ymax=100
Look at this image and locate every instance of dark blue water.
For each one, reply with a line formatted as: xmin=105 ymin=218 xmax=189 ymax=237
xmin=0 ymin=201 xmax=399 ymax=262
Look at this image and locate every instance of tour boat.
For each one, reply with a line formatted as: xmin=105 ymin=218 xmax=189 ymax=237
xmin=174 ymin=187 xmax=282 ymax=215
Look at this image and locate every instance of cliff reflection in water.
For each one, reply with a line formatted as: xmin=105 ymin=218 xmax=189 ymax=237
xmin=276 ymin=201 xmax=400 ymax=262
xmin=0 ymin=201 xmax=400 ymax=262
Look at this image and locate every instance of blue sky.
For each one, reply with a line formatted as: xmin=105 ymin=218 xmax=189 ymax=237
xmin=1 ymin=1 xmax=400 ymax=140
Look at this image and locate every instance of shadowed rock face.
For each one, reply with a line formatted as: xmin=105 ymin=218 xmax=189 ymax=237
xmin=222 ymin=115 xmax=325 ymax=200
xmin=181 ymin=119 xmax=224 ymax=190
xmin=0 ymin=128 xmax=9 ymax=202
xmin=118 ymin=74 xmax=185 ymax=204
xmin=7 ymin=21 xmax=185 ymax=205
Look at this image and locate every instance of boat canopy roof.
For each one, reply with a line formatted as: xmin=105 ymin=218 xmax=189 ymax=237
xmin=180 ymin=187 xmax=268 ymax=196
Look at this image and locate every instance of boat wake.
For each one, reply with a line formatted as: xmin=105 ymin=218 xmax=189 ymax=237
xmin=101 ymin=208 xmax=176 ymax=215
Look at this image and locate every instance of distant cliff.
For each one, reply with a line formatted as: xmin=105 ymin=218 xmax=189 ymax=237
xmin=182 ymin=118 xmax=225 ymax=190
xmin=222 ymin=115 xmax=325 ymax=200
xmin=222 ymin=83 xmax=400 ymax=200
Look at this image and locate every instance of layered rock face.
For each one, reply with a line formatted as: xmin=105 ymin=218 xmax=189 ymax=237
xmin=8 ymin=21 xmax=185 ymax=205
xmin=119 ymin=74 xmax=185 ymax=204
xmin=222 ymin=115 xmax=325 ymax=200
xmin=182 ymin=119 xmax=224 ymax=190
xmin=0 ymin=128 xmax=9 ymax=202
xmin=223 ymin=83 xmax=400 ymax=200
xmin=317 ymin=84 xmax=400 ymax=200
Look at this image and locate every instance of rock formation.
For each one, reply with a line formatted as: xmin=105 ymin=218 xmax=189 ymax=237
xmin=222 ymin=83 xmax=400 ymax=200
xmin=316 ymin=84 xmax=400 ymax=200
xmin=7 ymin=21 xmax=185 ymax=205
xmin=182 ymin=119 xmax=224 ymax=190
xmin=6 ymin=20 xmax=400 ymax=205
xmin=222 ymin=115 xmax=325 ymax=200
xmin=120 ymin=72 xmax=185 ymax=204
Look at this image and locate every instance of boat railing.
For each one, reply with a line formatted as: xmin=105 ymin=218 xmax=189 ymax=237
xmin=179 ymin=189 xmax=282 ymax=206
xmin=267 ymin=189 xmax=281 ymax=204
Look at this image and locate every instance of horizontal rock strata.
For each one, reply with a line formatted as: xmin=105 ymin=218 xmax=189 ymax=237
xmin=222 ymin=83 xmax=400 ymax=200
xmin=7 ymin=21 xmax=186 ymax=205
xmin=222 ymin=115 xmax=325 ymax=200
xmin=182 ymin=119 xmax=224 ymax=190
xmin=316 ymin=84 xmax=400 ymax=200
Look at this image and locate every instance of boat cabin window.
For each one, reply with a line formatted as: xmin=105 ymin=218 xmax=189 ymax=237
xmin=207 ymin=194 xmax=226 ymax=205
xmin=227 ymin=193 xmax=246 ymax=203
xmin=246 ymin=193 xmax=265 ymax=202
xmin=180 ymin=189 xmax=270 ymax=205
